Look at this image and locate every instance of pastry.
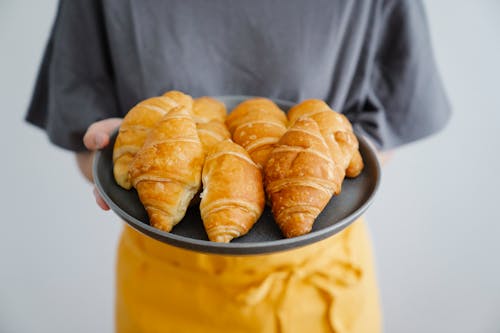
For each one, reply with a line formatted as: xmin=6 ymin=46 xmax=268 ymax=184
xmin=226 ymin=98 xmax=287 ymax=169
xmin=163 ymin=90 xmax=194 ymax=111
xmin=128 ymin=106 xmax=204 ymax=232
xmin=287 ymin=99 xmax=363 ymax=180
xmin=193 ymin=96 xmax=227 ymax=123
xmin=113 ymin=95 xmax=179 ymax=189
xmin=200 ymin=139 xmax=265 ymax=242
xmin=192 ymin=97 xmax=231 ymax=153
xmin=264 ymin=117 xmax=337 ymax=238
xmin=196 ymin=120 xmax=231 ymax=154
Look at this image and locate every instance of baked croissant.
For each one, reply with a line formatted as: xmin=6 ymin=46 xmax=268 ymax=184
xmin=200 ymin=139 xmax=265 ymax=242
xmin=196 ymin=121 xmax=231 ymax=154
xmin=264 ymin=117 xmax=338 ymax=238
xmin=163 ymin=90 xmax=194 ymax=111
xmin=287 ymin=99 xmax=364 ymax=179
xmin=193 ymin=96 xmax=227 ymax=123
xmin=226 ymin=98 xmax=288 ymax=169
xmin=128 ymin=106 xmax=204 ymax=232
xmin=113 ymin=95 xmax=179 ymax=189
xmin=192 ymin=97 xmax=230 ymax=153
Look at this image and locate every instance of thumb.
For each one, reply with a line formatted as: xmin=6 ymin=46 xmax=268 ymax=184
xmin=83 ymin=118 xmax=123 ymax=151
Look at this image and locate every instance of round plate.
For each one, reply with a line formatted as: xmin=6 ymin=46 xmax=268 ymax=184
xmin=93 ymin=96 xmax=381 ymax=255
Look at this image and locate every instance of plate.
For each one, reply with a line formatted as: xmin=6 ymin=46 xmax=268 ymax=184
xmin=93 ymin=96 xmax=381 ymax=255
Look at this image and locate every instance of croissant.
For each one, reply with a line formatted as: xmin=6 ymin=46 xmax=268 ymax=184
xmin=200 ymin=139 xmax=265 ymax=242
xmin=192 ymin=97 xmax=230 ymax=153
xmin=193 ymin=96 xmax=227 ymax=123
xmin=264 ymin=117 xmax=338 ymax=238
xmin=113 ymin=95 xmax=179 ymax=189
xmin=287 ymin=99 xmax=364 ymax=179
xmin=128 ymin=106 xmax=204 ymax=232
xmin=196 ymin=121 xmax=231 ymax=154
xmin=226 ymin=98 xmax=287 ymax=169
xmin=162 ymin=90 xmax=194 ymax=111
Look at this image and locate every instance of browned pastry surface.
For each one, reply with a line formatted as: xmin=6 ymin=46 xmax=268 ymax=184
xmin=288 ymin=99 xmax=364 ymax=180
xmin=115 ymin=95 xmax=363 ymax=240
xmin=226 ymin=98 xmax=288 ymax=169
xmin=192 ymin=97 xmax=231 ymax=154
xmin=264 ymin=117 xmax=337 ymax=238
xmin=113 ymin=95 xmax=179 ymax=189
xmin=163 ymin=90 xmax=194 ymax=111
xmin=200 ymin=139 xmax=265 ymax=242
xmin=196 ymin=120 xmax=231 ymax=154
xmin=128 ymin=106 xmax=204 ymax=232
xmin=193 ymin=96 xmax=227 ymax=123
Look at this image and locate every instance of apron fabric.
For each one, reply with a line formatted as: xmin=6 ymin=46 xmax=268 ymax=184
xmin=115 ymin=217 xmax=381 ymax=333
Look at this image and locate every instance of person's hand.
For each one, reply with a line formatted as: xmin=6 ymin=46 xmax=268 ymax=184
xmin=77 ymin=118 xmax=122 ymax=210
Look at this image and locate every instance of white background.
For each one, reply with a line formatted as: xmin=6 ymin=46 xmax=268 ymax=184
xmin=1 ymin=1 xmax=499 ymax=332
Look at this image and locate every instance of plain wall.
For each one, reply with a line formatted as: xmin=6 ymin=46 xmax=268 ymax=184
xmin=1 ymin=1 xmax=499 ymax=332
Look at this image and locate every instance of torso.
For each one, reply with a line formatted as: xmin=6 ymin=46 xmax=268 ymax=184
xmin=101 ymin=0 xmax=380 ymax=113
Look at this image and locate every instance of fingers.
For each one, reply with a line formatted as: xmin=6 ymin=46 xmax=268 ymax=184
xmin=84 ymin=118 xmax=122 ymax=211
xmin=93 ymin=186 xmax=110 ymax=211
xmin=83 ymin=118 xmax=123 ymax=151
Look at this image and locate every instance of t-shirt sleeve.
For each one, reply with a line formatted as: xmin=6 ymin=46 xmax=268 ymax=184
xmin=349 ymin=0 xmax=451 ymax=151
xmin=25 ymin=0 xmax=119 ymax=152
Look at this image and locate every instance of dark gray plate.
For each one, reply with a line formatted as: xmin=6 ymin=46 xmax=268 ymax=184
xmin=93 ymin=96 xmax=380 ymax=255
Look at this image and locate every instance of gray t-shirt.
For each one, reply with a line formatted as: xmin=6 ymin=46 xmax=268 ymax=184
xmin=26 ymin=0 xmax=450 ymax=151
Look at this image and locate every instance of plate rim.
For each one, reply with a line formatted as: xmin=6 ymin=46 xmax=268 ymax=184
xmin=93 ymin=95 xmax=381 ymax=255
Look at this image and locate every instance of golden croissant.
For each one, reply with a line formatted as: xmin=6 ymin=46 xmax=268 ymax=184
xmin=288 ymin=99 xmax=364 ymax=180
xmin=192 ymin=97 xmax=230 ymax=153
xmin=226 ymin=98 xmax=287 ymax=169
xmin=200 ymin=139 xmax=265 ymax=242
xmin=264 ymin=117 xmax=337 ymax=238
xmin=128 ymin=106 xmax=204 ymax=232
xmin=196 ymin=121 xmax=231 ymax=154
xmin=113 ymin=95 xmax=179 ymax=189
xmin=193 ymin=96 xmax=227 ymax=123
xmin=163 ymin=90 xmax=194 ymax=111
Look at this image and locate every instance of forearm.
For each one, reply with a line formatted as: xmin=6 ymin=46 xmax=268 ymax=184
xmin=76 ymin=151 xmax=95 ymax=182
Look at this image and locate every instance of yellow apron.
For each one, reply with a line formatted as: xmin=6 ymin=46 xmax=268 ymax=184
xmin=116 ymin=218 xmax=381 ymax=333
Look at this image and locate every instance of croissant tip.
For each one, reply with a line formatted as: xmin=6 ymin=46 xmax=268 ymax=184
xmin=116 ymin=179 xmax=132 ymax=190
xmin=151 ymin=223 xmax=174 ymax=233
xmin=149 ymin=214 xmax=175 ymax=233
xmin=210 ymin=234 xmax=234 ymax=243
xmin=284 ymin=227 xmax=312 ymax=238
xmin=113 ymin=165 xmax=132 ymax=189
xmin=279 ymin=214 xmax=315 ymax=238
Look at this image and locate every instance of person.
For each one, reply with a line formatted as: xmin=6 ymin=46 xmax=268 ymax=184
xmin=26 ymin=0 xmax=450 ymax=332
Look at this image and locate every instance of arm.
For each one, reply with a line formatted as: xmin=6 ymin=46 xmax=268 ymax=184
xmin=76 ymin=151 xmax=95 ymax=182
xmin=76 ymin=118 xmax=123 ymax=209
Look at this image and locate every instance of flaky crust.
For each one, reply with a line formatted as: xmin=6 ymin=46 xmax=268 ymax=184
xmin=162 ymin=90 xmax=194 ymax=111
xmin=128 ymin=106 xmax=204 ymax=232
xmin=113 ymin=96 xmax=179 ymax=189
xmin=192 ymin=97 xmax=230 ymax=154
xmin=193 ymin=96 xmax=227 ymax=123
xmin=264 ymin=117 xmax=337 ymax=238
xmin=200 ymin=140 xmax=265 ymax=242
xmin=288 ymin=99 xmax=364 ymax=180
xmin=196 ymin=121 xmax=231 ymax=154
xmin=226 ymin=98 xmax=288 ymax=169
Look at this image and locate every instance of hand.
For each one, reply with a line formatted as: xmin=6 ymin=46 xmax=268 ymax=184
xmin=77 ymin=118 xmax=122 ymax=210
